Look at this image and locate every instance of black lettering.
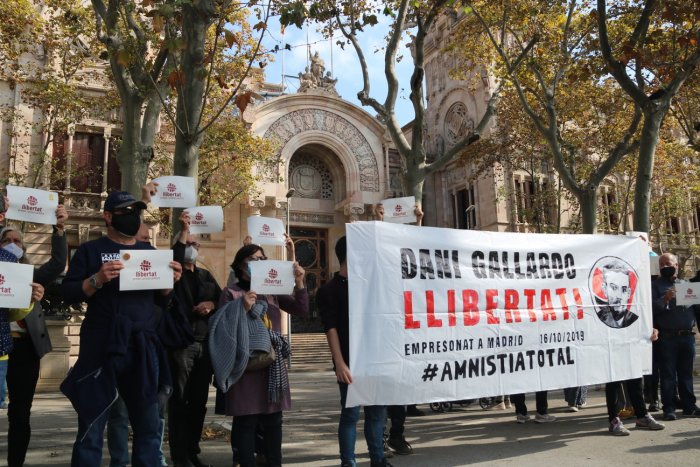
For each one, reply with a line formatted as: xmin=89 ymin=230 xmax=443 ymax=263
xmin=565 ymin=253 xmax=576 ymax=279
xmin=401 ymin=249 xmax=417 ymax=279
xmin=502 ymin=252 xmax=515 ymax=279
xmin=420 ymin=249 xmax=435 ymax=279
xmin=538 ymin=253 xmax=552 ymax=279
xmin=488 ymin=251 xmax=502 ymax=279
xmin=472 ymin=251 xmax=486 ymax=279
xmin=526 ymin=252 xmax=539 ymax=279
xmin=452 ymin=250 xmax=462 ymax=278
xmin=435 ymin=250 xmax=451 ymax=279
xmin=551 ymin=253 xmax=564 ymax=279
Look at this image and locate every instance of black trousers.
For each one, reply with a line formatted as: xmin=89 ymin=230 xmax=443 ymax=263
xmin=511 ymin=391 xmax=548 ymax=415
xmin=387 ymin=405 xmax=406 ymax=437
xmin=606 ymin=378 xmax=647 ymax=422
xmin=231 ymin=411 xmax=283 ymax=467
xmin=167 ymin=341 xmax=213 ymax=462
xmin=7 ymin=337 xmax=41 ymax=467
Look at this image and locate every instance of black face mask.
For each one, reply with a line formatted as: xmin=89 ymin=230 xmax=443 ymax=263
xmin=660 ymin=266 xmax=676 ymax=279
xmin=111 ymin=211 xmax=141 ymax=237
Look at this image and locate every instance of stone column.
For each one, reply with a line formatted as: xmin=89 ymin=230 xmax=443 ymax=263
xmin=101 ymin=129 xmax=112 ymax=194
xmin=344 ymin=203 xmax=365 ymax=223
xmin=248 ymin=199 xmax=265 ymax=216
xmin=65 ymin=125 xmax=75 ymax=196
xmin=36 ymin=320 xmax=71 ymax=392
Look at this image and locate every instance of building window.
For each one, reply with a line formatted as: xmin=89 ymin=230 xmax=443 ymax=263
xmin=601 ymin=189 xmax=620 ymax=231
xmin=288 ymin=153 xmax=334 ymax=199
xmin=52 ymin=132 xmax=121 ymax=193
xmin=454 ymin=185 xmax=476 ymax=229
xmin=513 ymin=176 xmax=553 ymax=227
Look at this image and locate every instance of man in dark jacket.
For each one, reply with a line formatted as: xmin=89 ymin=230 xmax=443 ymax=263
xmin=1 ymin=202 xmax=68 ymax=467
xmin=168 ymin=211 xmax=221 ymax=467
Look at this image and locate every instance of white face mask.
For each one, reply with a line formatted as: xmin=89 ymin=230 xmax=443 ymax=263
xmin=3 ymin=242 xmax=23 ymax=260
xmin=184 ymin=246 xmax=199 ymax=264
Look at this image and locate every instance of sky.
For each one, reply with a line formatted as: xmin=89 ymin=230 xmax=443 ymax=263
xmin=257 ymin=12 xmax=415 ymax=125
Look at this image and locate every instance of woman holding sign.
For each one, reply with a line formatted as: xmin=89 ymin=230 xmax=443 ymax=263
xmin=1 ymin=202 xmax=67 ymax=467
xmin=216 ymin=240 xmax=307 ymax=467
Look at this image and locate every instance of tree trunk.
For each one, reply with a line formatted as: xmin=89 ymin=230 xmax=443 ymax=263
xmin=118 ymin=97 xmax=152 ymax=196
xmin=633 ymin=109 xmax=665 ymax=233
xmin=579 ymin=188 xmax=598 ymax=234
xmin=403 ymin=162 xmax=425 ymax=209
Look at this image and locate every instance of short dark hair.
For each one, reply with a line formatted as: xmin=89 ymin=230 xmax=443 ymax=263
xmin=231 ymin=243 xmax=266 ymax=281
xmin=335 ymin=236 xmax=347 ymax=264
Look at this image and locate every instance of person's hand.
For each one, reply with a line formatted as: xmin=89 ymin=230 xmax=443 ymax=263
xmin=335 ymin=360 xmax=352 ymax=384
xmin=179 ymin=211 xmax=190 ymax=232
xmin=193 ymin=300 xmax=216 ymax=316
xmin=170 ymin=261 xmax=182 ymax=282
xmin=55 ymin=204 xmax=68 ymax=230
xmin=243 ymin=235 xmax=252 ymax=246
xmin=284 ymin=234 xmax=295 ymax=261
xmin=97 ymin=260 xmax=124 ymax=284
xmin=663 ymin=287 xmax=676 ymax=304
xmin=243 ymin=290 xmax=257 ymax=312
xmin=30 ymin=282 xmax=44 ymax=304
xmin=651 ymin=328 xmax=659 ymax=342
xmin=374 ymin=203 xmax=384 ymax=221
xmin=292 ymin=261 xmax=305 ymax=288
xmin=414 ymin=204 xmax=424 ymax=226
xmin=142 ymin=181 xmax=159 ymax=203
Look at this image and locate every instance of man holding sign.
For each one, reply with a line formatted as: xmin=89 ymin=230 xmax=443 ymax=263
xmin=61 ymin=191 xmax=182 ymax=467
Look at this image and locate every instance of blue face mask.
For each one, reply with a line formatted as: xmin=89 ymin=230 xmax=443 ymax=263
xmin=3 ymin=242 xmax=23 ymax=260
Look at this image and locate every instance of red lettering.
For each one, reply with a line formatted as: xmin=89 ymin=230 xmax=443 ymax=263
xmin=447 ymin=289 xmax=456 ymax=327
xmin=426 ymin=290 xmax=442 ymax=328
xmin=523 ymin=289 xmax=537 ymax=322
xmin=541 ymin=289 xmax=556 ymax=320
xmin=504 ymin=289 xmax=521 ymax=323
xmin=403 ymin=291 xmax=420 ymax=329
xmin=462 ymin=290 xmax=479 ymax=326
xmin=485 ymin=289 xmax=500 ymax=324
xmin=572 ymin=288 xmax=584 ymax=319
xmin=556 ymin=288 xmax=569 ymax=319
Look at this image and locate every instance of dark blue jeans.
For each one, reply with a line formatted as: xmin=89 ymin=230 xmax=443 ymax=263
xmin=72 ymin=347 xmax=162 ymax=467
xmin=338 ymin=383 xmax=386 ymax=465
xmin=658 ymin=335 xmax=696 ymax=414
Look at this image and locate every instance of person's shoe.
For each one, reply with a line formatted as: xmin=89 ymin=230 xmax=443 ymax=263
xmin=406 ymin=405 xmax=426 ymax=416
xmin=635 ymin=414 xmax=665 ymax=430
xmin=568 ymin=405 xmax=579 ymax=412
xmin=618 ymin=407 xmax=635 ymax=419
xmin=577 ymin=402 xmax=587 ymax=409
xmin=387 ymin=435 xmax=413 ymax=455
xmin=0 ymin=402 xmax=7 ymax=409
xmin=188 ymin=455 xmax=212 ymax=467
xmin=370 ymin=459 xmax=394 ymax=467
xmin=485 ymin=401 xmax=506 ymax=410
xmin=255 ymin=452 xmax=267 ymax=466
xmin=516 ymin=413 xmax=531 ymax=424
xmin=648 ymin=402 xmax=660 ymax=412
xmin=383 ymin=439 xmax=394 ymax=459
xmin=340 ymin=462 xmax=354 ymax=467
xmin=173 ymin=461 xmax=194 ymax=467
xmin=504 ymin=399 xmax=512 ymax=409
xmin=663 ymin=411 xmax=678 ymax=421
xmin=609 ymin=417 xmax=630 ymax=436
xmin=534 ymin=413 xmax=556 ymax=423
xmin=682 ymin=407 xmax=700 ymax=417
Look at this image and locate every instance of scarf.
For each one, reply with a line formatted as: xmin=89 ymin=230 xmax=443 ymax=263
xmin=268 ymin=330 xmax=290 ymax=404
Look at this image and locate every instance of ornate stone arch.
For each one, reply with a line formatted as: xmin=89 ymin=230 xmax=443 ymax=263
xmin=263 ymin=109 xmax=380 ymax=192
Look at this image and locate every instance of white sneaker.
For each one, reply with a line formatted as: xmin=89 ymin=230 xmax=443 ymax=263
xmin=516 ymin=413 xmax=531 ymax=424
xmin=568 ymin=405 xmax=579 ymax=412
xmin=534 ymin=413 xmax=556 ymax=423
xmin=609 ymin=417 xmax=631 ymax=436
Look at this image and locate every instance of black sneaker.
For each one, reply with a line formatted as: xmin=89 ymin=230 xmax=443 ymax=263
xmin=387 ymin=435 xmax=414 ymax=455
xmin=648 ymin=402 xmax=660 ymax=412
xmin=370 ymin=460 xmax=394 ymax=467
xmin=682 ymin=407 xmax=700 ymax=417
xmin=663 ymin=411 xmax=678 ymax=421
xmin=406 ymin=405 xmax=426 ymax=416
xmin=340 ymin=462 xmax=354 ymax=467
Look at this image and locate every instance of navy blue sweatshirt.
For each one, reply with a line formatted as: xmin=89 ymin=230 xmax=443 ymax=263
xmin=652 ymin=277 xmax=696 ymax=332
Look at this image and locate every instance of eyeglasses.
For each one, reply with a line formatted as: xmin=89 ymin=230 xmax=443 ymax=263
xmin=246 ymin=256 xmax=267 ymax=262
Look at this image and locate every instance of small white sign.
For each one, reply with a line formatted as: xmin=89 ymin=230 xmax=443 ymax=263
xmin=247 ymin=216 xmax=286 ymax=246
xmin=5 ymin=186 xmax=58 ymax=225
xmin=381 ymin=196 xmax=417 ymax=224
xmin=249 ymin=260 xmax=295 ymax=295
xmin=150 ymin=176 xmax=197 ymax=208
xmin=119 ymin=249 xmax=174 ymax=291
xmin=0 ymin=262 xmax=34 ymax=308
xmin=676 ymin=282 xmax=700 ymax=306
xmin=185 ymin=206 xmax=224 ymax=234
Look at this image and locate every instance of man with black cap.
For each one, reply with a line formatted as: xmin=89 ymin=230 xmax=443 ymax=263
xmin=61 ymin=191 xmax=182 ymax=467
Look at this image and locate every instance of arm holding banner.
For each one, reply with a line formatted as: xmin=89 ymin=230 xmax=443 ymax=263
xmin=34 ymin=206 xmax=68 ymax=286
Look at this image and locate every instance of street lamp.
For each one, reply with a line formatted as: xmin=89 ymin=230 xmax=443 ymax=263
xmin=465 ymin=204 xmax=475 ymax=230
xmin=285 ymin=188 xmax=295 ymax=367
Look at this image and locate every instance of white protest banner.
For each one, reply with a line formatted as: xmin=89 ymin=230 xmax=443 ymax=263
xmin=5 ymin=186 xmax=58 ymax=225
xmin=119 ymin=250 xmax=173 ymax=291
xmin=185 ymin=206 xmax=224 ymax=234
xmin=346 ymin=222 xmax=652 ymax=406
xmin=676 ymin=282 xmax=700 ymax=306
xmin=150 ymin=176 xmax=197 ymax=208
xmin=0 ymin=262 xmax=34 ymax=308
xmin=247 ymin=216 xmax=286 ymax=246
xmin=249 ymin=260 xmax=295 ymax=295
xmin=381 ymin=196 xmax=417 ymax=224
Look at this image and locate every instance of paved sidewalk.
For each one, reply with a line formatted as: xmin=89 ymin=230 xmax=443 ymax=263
xmin=1 ymin=371 xmax=699 ymax=466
